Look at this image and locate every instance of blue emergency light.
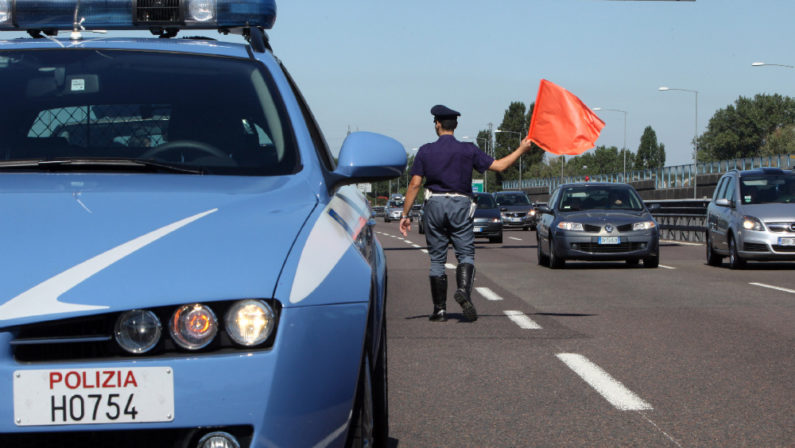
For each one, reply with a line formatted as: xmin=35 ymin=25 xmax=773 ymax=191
xmin=0 ymin=0 xmax=276 ymax=31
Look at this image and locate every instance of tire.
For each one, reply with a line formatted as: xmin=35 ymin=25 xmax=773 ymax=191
xmin=706 ymin=233 xmax=722 ymax=266
xmin=537 ymin=242 xmax=549 ymax=266
xmin=522 ymin=226 xmax=529 ymax=231
xmin=346 ymin=356 xmax=374 ymax=448
xmin=643 ymin=254 xmax=659 ymax=268
xmin=489 ymin=233 xmax=503 ymax=244
xmin=418 ymin=221 xmax=424 ymax=234
xmin=372 ymin=321 xmax=388 ymax=446
xmin=728 ymin=235 xmax=746 ymax=270
xmin=548 ymin=238 xmax=565 ymax=269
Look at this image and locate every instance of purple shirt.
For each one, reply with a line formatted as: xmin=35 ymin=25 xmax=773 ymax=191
xmin=410 ymin=135 xmax=494 ymax=195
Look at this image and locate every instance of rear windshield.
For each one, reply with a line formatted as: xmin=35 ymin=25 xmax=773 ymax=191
xmin=740 ymin=174 xmax=795 ymax=204
xmin=495 ymin=193 xmax=530 ymax=206
xmin=557 ymin=186 xmax=645 ymax=211
xmin=0 ymin=49 xmax=299 ymax=175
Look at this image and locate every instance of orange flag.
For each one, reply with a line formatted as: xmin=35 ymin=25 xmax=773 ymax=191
xmin=527 ymin=79 xmax=605 ymax=155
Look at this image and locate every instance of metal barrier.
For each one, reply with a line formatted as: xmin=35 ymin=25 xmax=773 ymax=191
xmin=646 ymin=199 xmax=709 ymax=243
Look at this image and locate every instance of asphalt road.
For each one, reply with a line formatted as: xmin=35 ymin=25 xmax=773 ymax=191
xmin=377 ymin=221 xmax=794 ymax=448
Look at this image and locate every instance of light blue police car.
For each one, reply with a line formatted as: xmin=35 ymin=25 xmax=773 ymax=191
xmin=0 ymin=1 xmax=405 ymax=447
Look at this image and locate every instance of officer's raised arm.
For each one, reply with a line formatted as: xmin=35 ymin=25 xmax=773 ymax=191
xmin=489 ymin=137 xmax=534 ymax=173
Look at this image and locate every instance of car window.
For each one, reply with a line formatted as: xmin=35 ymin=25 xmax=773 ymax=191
xmin=713 ymin=177 xmax=728 ymax=201
xmin=557 ymin=186 xmax=644 ymax=211
xmin=722 ymin=177 xmax=736 ymax=202
xmin=0 ymin=49 xmax=299 ymax=175
xmin=476 ymin=194 xmax=497 ymax=209
xmin=740 ymin=174 xmax=795 ymax=204
xmin=495 ymin=193 xmax=530 ymax=206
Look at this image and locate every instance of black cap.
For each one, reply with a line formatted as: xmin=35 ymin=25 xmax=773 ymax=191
xmin=430 ymin=104 xmax=461 ymax=120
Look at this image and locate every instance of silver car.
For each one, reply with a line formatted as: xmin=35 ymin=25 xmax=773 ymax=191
xmin=706 ymin=168 xmax=795 ymax=268
xmin=536 ymin=183 xmax=660 ymax=268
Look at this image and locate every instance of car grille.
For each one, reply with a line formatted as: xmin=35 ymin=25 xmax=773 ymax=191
xmin=571 ymin=242 xmax=647 ymax=253
xmin=135 ymin=0 xmax=181 ymax=24
xmin=766 ymin=222 xmax=795 ymax=233
xmin=743 ymin=242 xmax=768 ymax=252
xmin=617 ymin=224 xmax=634 ymax=232
xmin=0 ymin=426 xmax=252 ymax=448
xmin=772 ymin=245 xmax=795 ymax=252
xmin=583 ymin=224 xmax=602 ymax=232
xmin=10 ymin=301 xmax=280 ymax=363
xmin=503 ymin=212 xmax=526 ymax=218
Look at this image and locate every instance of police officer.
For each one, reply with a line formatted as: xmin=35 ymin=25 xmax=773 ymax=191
xmin=400 ymin=105 xmax=533 ymax=321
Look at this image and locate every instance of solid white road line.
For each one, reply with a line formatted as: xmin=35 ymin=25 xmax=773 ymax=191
xmin=445 ymin=263 xmax=457 ymax=270
xmin=750 ymin=282 xmax=795 ymax=294
xmin=661 ymin=240 xmax=702 ymax=246
xmin=509 ymin=237 xmax=522 ymax=241
xmin=503 ymin=310 xmax=542 ymax=329
xmin=421 ymin=249 xmax=428 ymax=254
xmin=412 ymin=244 xmax=422 ymax=248
xmin=556 ymin=353 xmax=653 ymax=411
xmin=658 ymin=264 xmax=676 ymax=270
xmin=475 ymin=287 xmax=503 ymax=301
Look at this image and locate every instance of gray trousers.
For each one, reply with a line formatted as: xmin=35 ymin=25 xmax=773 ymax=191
xmin=423 ymin=196 xmax=475 ymax=277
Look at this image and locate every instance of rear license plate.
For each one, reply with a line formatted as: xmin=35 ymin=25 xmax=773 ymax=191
xmin=780 ymin=237 xmax=795 ymax=246
xmin=14 ymin=367 xmax=174 ymax=426
xmin=599 ymin=236 xmax=620 ymax=244
xmin=474 ymin=227 xmax=483 ymax=233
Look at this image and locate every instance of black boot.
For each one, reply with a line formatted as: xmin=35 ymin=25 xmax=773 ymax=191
xmin=454 ymin=263 xmax=477 ymax=321
xmin=429 ymin=275 xmax=447 ymax=322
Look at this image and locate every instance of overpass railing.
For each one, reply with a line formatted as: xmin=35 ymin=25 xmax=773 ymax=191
xmin=646 ymin=199 xmax=709 ymax=243
xmin=503 ymin=153 xmax=794 ymax=193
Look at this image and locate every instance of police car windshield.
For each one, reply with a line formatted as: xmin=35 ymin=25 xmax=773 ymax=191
xmin=0 ymin=49 xmax=299 ymax=176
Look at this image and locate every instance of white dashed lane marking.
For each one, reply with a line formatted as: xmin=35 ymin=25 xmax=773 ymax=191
xmin=557 ymin=353 xmax=653 ymax=411
xmin=750 ymin=282 xmax=795 ymax=294
xmin=658 ymin=264 xmax=676 ymax=270
xmin=509 ymin=237 xmax=522 ymax=241
xmin=475 ymin=287 xmax=503 ymax=301
xmin=503 ymin=310 xmax=542 ymax=329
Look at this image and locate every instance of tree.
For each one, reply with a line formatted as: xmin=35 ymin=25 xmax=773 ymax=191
xmin=760 ymin=124 xmax=795 ymax=156
xmin=635 ymin=126 xmax=666 ymax=169
xmin=697 ymin=93 xmax=795 ymax=161
xmin=493 ymin=102 xmax=529 ymax=185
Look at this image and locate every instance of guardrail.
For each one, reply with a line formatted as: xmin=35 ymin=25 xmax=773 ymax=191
xmin=646 ymin=199 xmax=709 ymax=243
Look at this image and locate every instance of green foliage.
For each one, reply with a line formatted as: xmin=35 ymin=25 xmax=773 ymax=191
xmin=635 ymin=126 xmax=666 ymax=169
xmin=697 ymin=93 xmax=795 ymax=161
xmin=760 ymin=124 xmax=795 ymax=156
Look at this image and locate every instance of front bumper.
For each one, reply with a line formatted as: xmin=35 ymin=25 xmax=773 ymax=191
xmin=0 ymin=303 xmax=368 ymax=448
xmin=473 ymin=221 xmax=502 ymax=238
xmin=501 ymin=216 xmax=532 ymax=229
xmin=553 ymin=230 xmax=659 ymax=261
xmin=737 ymin=229 xmax=795 ymax=260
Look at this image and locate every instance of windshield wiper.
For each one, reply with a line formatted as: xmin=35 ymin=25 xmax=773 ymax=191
xmin=0 ymin=158 xmax=206 ymax=174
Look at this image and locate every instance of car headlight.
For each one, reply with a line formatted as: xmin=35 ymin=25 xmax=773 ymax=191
xmin=529 ymin=210 xmax=536 ymax=216
xmin=633 ymin=221 xmax=656 ymax=231
xmin=225 ymin=300 xmax=276 ymax=347
xmin=742 ymin=216 xmax=765 ymax=231
xmin=170 ymin=304 xmax=218 ymax=350
xmin=114 ymin=310 xmax=162 ymax=354
xmin=557 ymin=222 xmax=584 ymax=231
xmin=491 ymin=218 xmax=500 ymax=223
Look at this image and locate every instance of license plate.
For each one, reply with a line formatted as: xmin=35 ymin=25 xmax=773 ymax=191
xmin=599 ymin=236 xmax=620 ymax=245
xmin=780 ymin=237 xmax=795 ymax=246
xmin=474 ymin=227 xmax=483 ymax=233
xmin=14 ymin=367 xmax=174 ymax=426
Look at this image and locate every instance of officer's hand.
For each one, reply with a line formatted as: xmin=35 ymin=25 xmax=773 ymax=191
xmin=399 ymin=217 xmax=411 ymax=237
xmin=519 ymin=137 xmax=533 ymax=152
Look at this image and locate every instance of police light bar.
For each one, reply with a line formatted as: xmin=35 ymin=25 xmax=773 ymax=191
xmin=0 ymin=0 xmax=276 ymax=31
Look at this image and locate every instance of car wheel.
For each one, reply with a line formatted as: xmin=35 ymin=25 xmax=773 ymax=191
xmin=346 ymin=354 xmax=374 ymax=448
xmin=706 ymin=233 xmax=722 ymax=266
xmin=522 ymin=226 xmax=529 ymax=231
xmin=548 ymin=238 xmax=565 ymax=269
xmin=372 ymin=321 xmax=388 ymax=446
xmin=418 ymin=221 xmax=424 ymax=234
xmin=643 ymin=254 xmax=659 ymax=268
xmin=728 ymin=235 xmax=746 ymax=269
xmin=489 ymin=233 xmax=503 ymax=244
xmin=537 ymin=242 xmax=549 ymax=266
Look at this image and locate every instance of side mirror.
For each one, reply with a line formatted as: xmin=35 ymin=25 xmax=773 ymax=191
xmin=646 ymin=203 xmax=661 ymax=212
xmin=331 ymin=132 xmax=406 ymax=190
xmin=536 ymin=204 xmax=552 ymax=214
xmin=715 ymin=198 xmax=732 ymax=208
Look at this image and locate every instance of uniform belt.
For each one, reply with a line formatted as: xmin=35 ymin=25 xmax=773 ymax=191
xmin=426 ymin=190 xmax=469 ymax=199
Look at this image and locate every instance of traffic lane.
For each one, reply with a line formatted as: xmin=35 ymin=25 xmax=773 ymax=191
xmin=483 ymin=242 xmax=794 ymax=447
xmin=379 ymin=225 xmax=680 ymax=447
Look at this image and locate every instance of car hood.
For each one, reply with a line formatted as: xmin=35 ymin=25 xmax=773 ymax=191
xmin=0 ymin=173 xmax=317 ymax=327
xmin=560 ymin=209 xmax=652 ymax=225
xmin=740 ymin=203 xmax=795 ymax=222
xmin=474 ymin=208 xmax=500 ymax=219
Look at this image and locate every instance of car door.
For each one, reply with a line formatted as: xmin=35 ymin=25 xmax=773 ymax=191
xmin=715 ymin=175 xmax=737 ymax=252
xmin=538 ymin=188 xmax=560 ymax=254
xmin=708 ymin=176 xmax=728 ymax=250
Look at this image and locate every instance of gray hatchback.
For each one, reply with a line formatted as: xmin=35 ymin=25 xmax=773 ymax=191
xmin=705 ymin=168 xmax=795 ymax=268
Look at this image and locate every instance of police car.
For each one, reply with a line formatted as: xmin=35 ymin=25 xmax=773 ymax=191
xmin=0 ymin=1 xmax=406 ymax=447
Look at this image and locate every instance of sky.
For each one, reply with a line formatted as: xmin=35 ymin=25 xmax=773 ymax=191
xmin=264 ymin=0 xmax=795 ymax=167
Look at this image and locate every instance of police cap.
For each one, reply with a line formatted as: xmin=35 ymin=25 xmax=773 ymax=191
xmin=430 ymin=104 xmax=461 ymax=120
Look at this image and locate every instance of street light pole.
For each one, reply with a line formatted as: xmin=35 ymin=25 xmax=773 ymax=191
xmin=495 ymin=129 xmax=524 ymax=187
xmin=592 ymin=107 xmax=628 ymax=181
xmin=658 ymin=86 xmax=699 ymax=199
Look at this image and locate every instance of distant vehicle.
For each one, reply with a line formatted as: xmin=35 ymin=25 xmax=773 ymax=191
xmin=384 ymin=198 xmax=404 ymax=222
xmin=494 ymin=191 xmax=535 ymax=230
xmin=536 ymin=183 xmax=660 ymax=268
xmin=473 ymin=193 xmax=503 ymax=243
xmin=705 ymin=168 xmax=795 ymax=268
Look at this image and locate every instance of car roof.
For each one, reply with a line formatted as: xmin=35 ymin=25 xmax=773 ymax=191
xmin=734 ymin=167 xmax=792 ymax=177
xmin=0 ymin=35 xmax=252 ymax=58
xmin=558 ymin=182 xmax=632 ymax=188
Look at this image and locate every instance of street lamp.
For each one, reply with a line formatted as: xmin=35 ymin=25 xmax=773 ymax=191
xmin=751 ymin=61 xmax=795 ymax=69
xmin=658 ymin=86 xmax=699 ymax=199
xmin=494 ymin=129 xmax=525 ymax=185
xmin=592 ymin=107 xmax=628 ymax=181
